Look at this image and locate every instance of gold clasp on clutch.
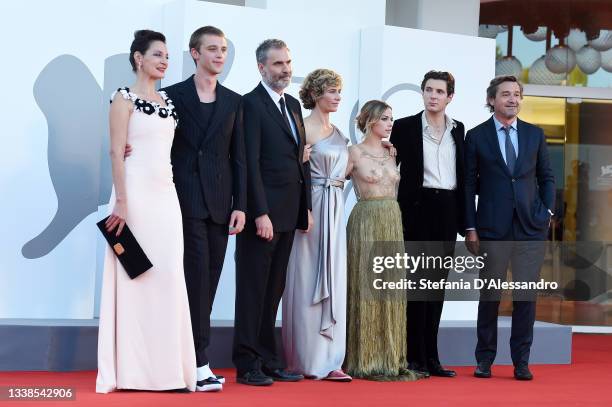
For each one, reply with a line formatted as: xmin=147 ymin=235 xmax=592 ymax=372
xmin=113 ymin=243 xmax=125 ymax=255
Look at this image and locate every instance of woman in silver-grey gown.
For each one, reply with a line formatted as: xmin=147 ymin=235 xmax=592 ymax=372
xmin=282 ymin=69 xmax=351 ymax=381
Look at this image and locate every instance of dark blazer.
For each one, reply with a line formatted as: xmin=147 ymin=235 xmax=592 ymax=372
xmin=162 ymin=76 xmax=246 ymax=223
xmin=390 ymin=111 xmax=466 ymax=236
xmin=242 ymin=83 xmax=312 ymax=232
xmin=464 ymin=117 xmax=555 ymax=240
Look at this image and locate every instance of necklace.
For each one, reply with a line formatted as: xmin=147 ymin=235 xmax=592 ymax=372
xmin=424 ymin=124 xmax=446 ymax=143
xmin=358 ymin=145 xmax=390 ymax=166
xmin=424 ymin=113 xmax=448 ymax=142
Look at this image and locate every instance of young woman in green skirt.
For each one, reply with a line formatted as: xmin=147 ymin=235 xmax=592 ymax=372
xmin=344 ymin=100 xmax=421 ymax=381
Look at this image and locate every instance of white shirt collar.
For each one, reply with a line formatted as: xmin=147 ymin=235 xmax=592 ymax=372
xmin=421 ymin=111 xmax=454 ymax=132
xmin=261 ymin=80 xmax=284 ymax=106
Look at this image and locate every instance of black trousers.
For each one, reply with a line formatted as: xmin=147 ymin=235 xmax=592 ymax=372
xmin=232 ymin=224 xmax=295 ymax=375
xmin=182 ymin=216 xmax=229 ymax=367
xmin=476 ymin=215 xmax=546 ymax=366
xmin=401 ymin=188 xmax=457 ymax=367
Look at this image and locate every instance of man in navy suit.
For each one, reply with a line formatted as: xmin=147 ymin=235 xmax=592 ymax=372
xmin=464 ymin=75 xmax=555 ymax=381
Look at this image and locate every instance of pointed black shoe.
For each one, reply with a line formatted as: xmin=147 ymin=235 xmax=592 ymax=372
xmin=514 ymin=364 xmax=533 ymax=381
xmin=261 ymin=367 xmax=304 ymax=382
xmin=236 ymin=370 xmax=273 ymax=386
xmin=474 ymin=361 xmax=492 ymax=378
xmin=428 ymin=360 xmax=456 ymax=377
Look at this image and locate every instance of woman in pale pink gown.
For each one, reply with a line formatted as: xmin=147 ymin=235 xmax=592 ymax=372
xmin=96 ymin=30 xmax=196 ymax=393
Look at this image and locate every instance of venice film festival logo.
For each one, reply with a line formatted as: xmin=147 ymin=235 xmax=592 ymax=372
xmin=21 ymin=41 xmax=423 ymax=259
xmin=599 ymin=164 xmax=612 ymax=187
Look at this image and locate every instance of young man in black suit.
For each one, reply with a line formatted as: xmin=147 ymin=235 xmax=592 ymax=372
xmin=390 ymin=71 xmax=465 ymax=378
xmin=232 ymin=39 xmax=313 ymax=386
xmin=162 ymin=26 xmax=246 ymax=392
xmin=465 ymin=75 xmax=554 ymax=381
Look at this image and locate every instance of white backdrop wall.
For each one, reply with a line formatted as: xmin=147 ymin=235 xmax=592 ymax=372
xmin=0 ymin=0 xmax=495 ymax=321
xmin=0 ymin=0 xmax=171 ymax=319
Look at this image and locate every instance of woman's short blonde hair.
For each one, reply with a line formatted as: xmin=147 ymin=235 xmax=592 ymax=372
xmin=299 ymin=69 xmax=343 ymax=110
xmin=356 ymin=100 xmax=391 ymax=135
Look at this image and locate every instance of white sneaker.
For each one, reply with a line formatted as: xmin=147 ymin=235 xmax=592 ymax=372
xmin=198 ymin=364 xmax=226 ymax=384
xmin=197 ymin=364 xmax=225 ymax=386
xmin=196 ymin=377 xmax=222 ymax=392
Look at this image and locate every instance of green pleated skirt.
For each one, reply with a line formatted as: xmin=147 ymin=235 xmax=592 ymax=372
xmin=344 ymin=198 xmax=419 ymax=381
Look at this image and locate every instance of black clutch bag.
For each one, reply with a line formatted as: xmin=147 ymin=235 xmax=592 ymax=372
xmin=96 ymin=216 xmax=153 ymax=279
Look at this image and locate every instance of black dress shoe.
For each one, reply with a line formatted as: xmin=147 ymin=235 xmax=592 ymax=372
xmin=236 ymin=370 xmax=273 ymax=386
xmin=428 ymin=361 xmax=456 ymax=378
xmin=407 ymin=362 xmax=430 ymax=378
xmin=514 ymin=364 xmax=533 ymax=381
xmin=261 ymin=367 xmax=304 ymax=382
xmin=474 ymin=361 xmax=492 ymax=378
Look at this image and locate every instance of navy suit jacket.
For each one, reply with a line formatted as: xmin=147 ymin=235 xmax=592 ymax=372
xmin=464 ymin=117 xmax=555 ymax=240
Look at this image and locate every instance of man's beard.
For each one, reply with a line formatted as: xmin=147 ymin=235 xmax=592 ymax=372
xmin=264 ymin=73 xmax=291 ymax=91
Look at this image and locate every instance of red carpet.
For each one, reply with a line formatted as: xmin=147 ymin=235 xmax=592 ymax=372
xmin=1 ymin=334 xmax=610 ymax=407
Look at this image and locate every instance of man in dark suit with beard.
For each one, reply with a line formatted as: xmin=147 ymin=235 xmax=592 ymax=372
xmin=465 ymin=75 xmax=555 ymax=381
xmin=232 ymin=39 xmax=313 ymax=386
